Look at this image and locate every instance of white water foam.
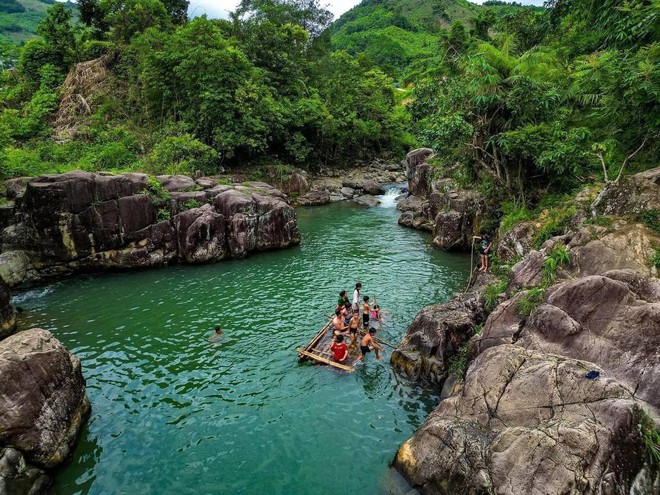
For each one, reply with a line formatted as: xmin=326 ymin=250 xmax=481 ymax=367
xmin=377 ymin=185 xmax=405 ymax=208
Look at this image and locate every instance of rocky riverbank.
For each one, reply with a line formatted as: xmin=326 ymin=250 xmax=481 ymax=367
xmin=0 ymin=171 xmax=300 ymax=290
xmin=391 ymin=167 xmax=660 ymax=494
xmin=0 ymin=328 xmax=90 ymax=494
xmin=397 ymin=149 xmax=486 ymax=251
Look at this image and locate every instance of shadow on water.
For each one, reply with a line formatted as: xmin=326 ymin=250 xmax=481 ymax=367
xmin=17 ymin=193 xmax=470 ymax=495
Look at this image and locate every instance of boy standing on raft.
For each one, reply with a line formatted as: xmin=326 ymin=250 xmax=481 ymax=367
xmin=356 ymin=328 xmax=384 ymax=362
xmin=352 ymin=283 xmax=362 ymax=311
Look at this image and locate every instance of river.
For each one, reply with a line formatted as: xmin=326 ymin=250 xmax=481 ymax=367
xmin=15 ymin=188 xmax=470 ymax=494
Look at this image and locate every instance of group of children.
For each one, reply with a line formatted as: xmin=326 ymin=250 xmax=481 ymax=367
xmin=330 ymin=283 xmax=385 ymax=364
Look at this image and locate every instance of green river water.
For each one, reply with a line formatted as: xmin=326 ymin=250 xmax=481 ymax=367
xmin=16 ymin=189 xmax=470 ymax=495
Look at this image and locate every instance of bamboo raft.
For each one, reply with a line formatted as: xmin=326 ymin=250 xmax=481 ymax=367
xmin=296 ymin=320 xmax=359 ymax=372
xmin=297 ymin=319 xmax=397 ymax=373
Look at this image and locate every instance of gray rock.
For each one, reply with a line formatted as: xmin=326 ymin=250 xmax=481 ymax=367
xmin=391 ymin=282 xmax=488 ymax=386
xmin=296 ymin=190 xmax=331 ymax=206
xmin=592 ymin=166 xmax=660 ymax=216
xmin=431 ymin=211 xmax=464 ymax=251
xmin=360 ymin=179 xmax=385 ymax=196
xmin=155 ymin=175 xmax=197 ymax=192
xmin=508 ymin=250 xmax=545 ymax=292
xmin=397 ymin=195 xmax=423 ymax=212
xmin=497 ymin=222 xmax=536 ymax=261
xmin=394 ymin=345 xmax=650 ymax=495
xmin=340 ymin=187 xmax=355 ymax=198
xmin=353 ymin=195 xmax=380 ymax=207
xmin=0 ymin=329 xmax=90 ymax=469
xmin=1 ymin=172 xmax=300 ymax=278
xmin=0 ymin=447 xmax=50 ymax=495
xmin=0 ymin=251 xmax=34 ymax=288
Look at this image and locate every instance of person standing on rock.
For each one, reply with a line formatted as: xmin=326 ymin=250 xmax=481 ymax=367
xmin=473 ymin=233 xmax=493 ymax=273
xmin=352 ymin=283 xmax=362 ymax=311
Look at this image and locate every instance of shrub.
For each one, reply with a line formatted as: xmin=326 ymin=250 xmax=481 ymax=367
xmin=499 ymin=199 xmax=534 ymax=234
xmin=641 ymin=209 xmax=660 ymax=234
xmin=637 ymin=408 xmax=660 ymax=466
xmin=157 ymin=208 xmax=171 ymax=221
xmin=142 ymin=177 xmax=170 ymax=203
xmin=147 ymin=134 xmax=219 ymax=176
xmin=182 ymin=199 xmax=203 ymax=211
xmin=534 ymin=205 xmax=577 ymax=248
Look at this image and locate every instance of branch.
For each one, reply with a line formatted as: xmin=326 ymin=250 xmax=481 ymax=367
xmin=614 ymin=137 xmax=648 ymax=183
xmin=594 ymin=151 xmax=608 ymax=183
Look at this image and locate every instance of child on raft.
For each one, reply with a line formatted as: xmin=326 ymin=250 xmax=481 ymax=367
xmin=356 ymin=327 xmax=384 ymax=362
xmin=331 ymin=334 xmax=349 ymax=363
xmin=362 ymin=295 xmax=370 ymax=329
xmin=348 ymin=309 xmax=360 ymax=347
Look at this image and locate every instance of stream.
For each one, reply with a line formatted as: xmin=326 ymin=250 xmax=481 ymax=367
xmin=16 ymin=188 xmax=471 ymax=494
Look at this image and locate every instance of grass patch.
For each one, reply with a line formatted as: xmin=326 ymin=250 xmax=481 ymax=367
xmin=640 ymin=209 xmax=660 ymax=234
xmin=516 ymin=287 xmax=546 ymax=317
xmin=484 ymin=278 xmax=508 ymax=312
xmin=499 ymin=199 xmax=534 ymax=234
xmin=650 ymin=248 xmax=660 ymax=270
xmin=637 ymin=408 xmax=660 ymax=466
xmin=542 ymin=244 xmax=571 ymax=285
xmin=181 ymin=199 xmax=203 ymax=211
xmin=448 ymin=344 xmax=469 ymax=376
xmin=534 ymin=205 xmax=577 ymax=248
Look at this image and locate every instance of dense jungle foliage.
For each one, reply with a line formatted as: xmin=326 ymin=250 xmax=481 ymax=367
xmin=0 ymin=0 xmax=657 ymax=196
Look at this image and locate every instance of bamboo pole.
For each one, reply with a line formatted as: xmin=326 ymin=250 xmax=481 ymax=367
xmin=296 ymin=349 xmax=355 ymax=372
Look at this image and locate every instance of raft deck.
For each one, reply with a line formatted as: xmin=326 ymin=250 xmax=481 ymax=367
xmin=297 ymin=321 xmax=361 ymax=372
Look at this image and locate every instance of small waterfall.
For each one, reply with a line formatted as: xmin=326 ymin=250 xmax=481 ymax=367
xmin=377 ymin=184 xmax=405 ymax=208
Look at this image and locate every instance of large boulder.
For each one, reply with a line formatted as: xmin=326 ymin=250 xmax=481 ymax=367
xmin=0 ymin=281 xmax=16 ymax=340
xmin=391 ymin=275 xmax=492 ymax=386
xmin=496 ymin=222 xmax=536 ymax=261
xmin=0 ymin=329 xmax=90 ymax=471
xmin=567 ymin=223 xmax=658 ymax=278
xmin=406 ymin=149 xmax=434 ymax=199
xmin=592 ymin=167 xmax=660 ymax=216
xmin=394 ymin=345 xmax=651 ymax=495
xmin=0 ymin=251 xmax=35 ymax=288
xmin=431 ymin=211 xmax=464 ymax=251
xmin=1 ymin=172 xmax=300 ymax=282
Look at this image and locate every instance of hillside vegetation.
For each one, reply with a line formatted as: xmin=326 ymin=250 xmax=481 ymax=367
xmin=0 ymin=0 xmax=75 ymax=45
xmin=0 ymin=0 xmax=657 ymax=222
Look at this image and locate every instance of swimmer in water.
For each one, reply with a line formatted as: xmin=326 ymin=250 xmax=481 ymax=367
xmin=208 ymin=326 xmax=223 ymax=343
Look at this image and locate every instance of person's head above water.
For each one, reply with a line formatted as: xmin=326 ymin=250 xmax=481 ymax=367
xmin=215 ymin=326 xmax=222 ymax=334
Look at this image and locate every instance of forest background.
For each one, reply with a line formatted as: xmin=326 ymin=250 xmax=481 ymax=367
xmin=0 ymin=0 xmax=657 ymax=225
